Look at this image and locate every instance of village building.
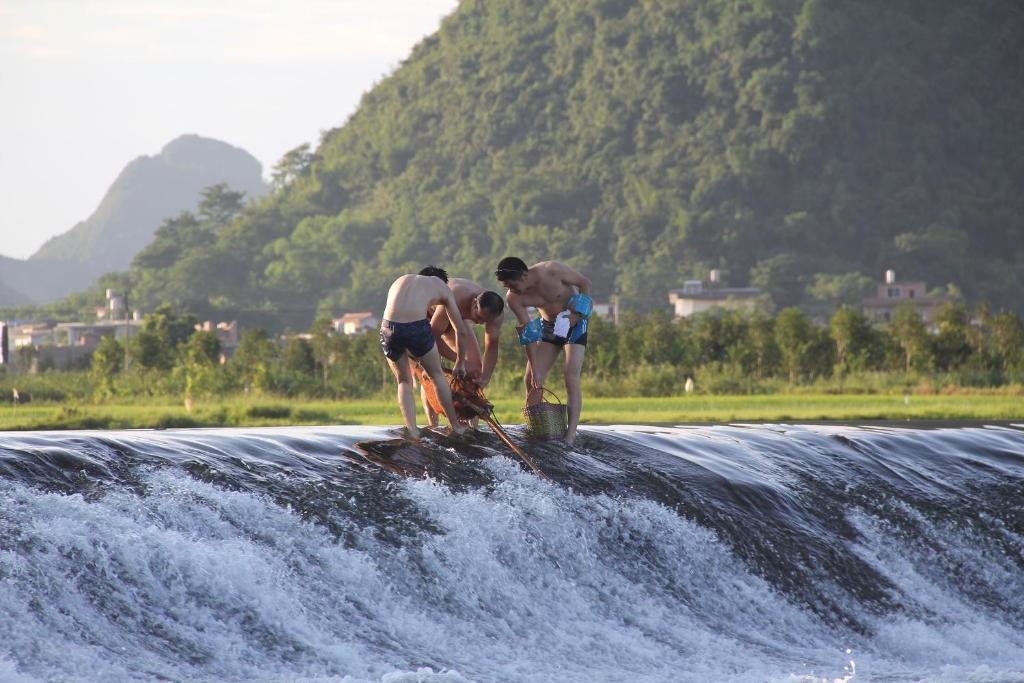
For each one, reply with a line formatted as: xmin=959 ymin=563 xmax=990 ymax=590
xmin=54 ymin=320 xmax=144 ymax=346
xmin=195 ymin=320 xmax=240 ymax=360
xmin=862 ymin=270 xmax=943 ymax=324
xmin=667 ymin=271 xmax=761 ymax=319
xmin=591 ymin=301 xmax=619 ymax=324
xmin=333 ymin=312 xmax=379 ymax=335
xmin=11 ymin=322 xmax=57 ymax=349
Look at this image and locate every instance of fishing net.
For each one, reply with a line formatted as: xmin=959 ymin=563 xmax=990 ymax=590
xmin=415 ymin=366 xmax=490 ymax=419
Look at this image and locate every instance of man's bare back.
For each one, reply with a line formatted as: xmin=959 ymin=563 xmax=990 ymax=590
xmin=383 ymin=274 xmax=455 ymax=323
xmin=380 ymin=270 xmax=469 ymax=437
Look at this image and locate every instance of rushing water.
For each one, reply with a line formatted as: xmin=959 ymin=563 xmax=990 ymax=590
xmin=0 ymin=423 xmax=1022 ymax=682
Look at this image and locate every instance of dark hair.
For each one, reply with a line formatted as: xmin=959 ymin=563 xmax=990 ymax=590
xmin=477 ymin=291 xmax=505 ymax=316
xmin=419 ymin=266 xmax=449 ymax=283
xmin=495 ymin=256 xmax=528 ymax=283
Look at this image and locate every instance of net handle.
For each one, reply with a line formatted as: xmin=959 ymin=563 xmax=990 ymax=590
xmin=526 ymin=385 xmax=563 ymax=407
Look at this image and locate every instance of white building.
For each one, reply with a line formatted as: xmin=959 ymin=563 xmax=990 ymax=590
xmin=333 ymin=312 xmax=379 ymax=335
xmin=667 ymin=277 xmax=760 ymax=319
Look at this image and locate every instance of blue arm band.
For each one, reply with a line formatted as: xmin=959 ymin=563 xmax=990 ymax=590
xmin=568 ymin=293 xmax=593 ymax=318
xmin=518 ymin=317 xmax=543 ymax=345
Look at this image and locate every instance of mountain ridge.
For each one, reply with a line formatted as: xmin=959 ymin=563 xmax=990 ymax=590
xmin=13 ymin=0 xmax=1024 ymax=325
xmin=0 ymin=134 xmax=267 ymax=306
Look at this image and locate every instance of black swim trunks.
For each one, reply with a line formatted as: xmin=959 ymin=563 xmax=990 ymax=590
xmin=380 ymin=319 xmax=436 ymax=360
xmin=541 ymin=317 xmax=588 ymax=347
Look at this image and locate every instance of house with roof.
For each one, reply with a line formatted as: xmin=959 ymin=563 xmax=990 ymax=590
xmin=195 ymin=320 xmax=240 ymax=359
xmin=54 ymin=320 xmax=143 ymax=347
xmin=333 ymin=312 xmax=379 ymax=335
xmin=862 ymin=270 xmax=943 ymax=324
xmin=667 ymin=271 xmax=761 ymax=319
xmin=11 ymin=322 xmax=57 ymax=349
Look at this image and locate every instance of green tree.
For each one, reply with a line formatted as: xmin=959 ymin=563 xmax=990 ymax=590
xmin=931 ymin=302 xmax=971 ymax=372
xmin=991 ymin=311 xmax=1024 ymax=375
xmin=890 ymin=304 xmax=929 ymax=373
xmin=747 ymin=312 xmax=778 ymax=379
xmin=197 ymin=183 xmax=246 ymax=227
xmin=271 ymin=143 xmax=317 ymax=190
xmin=91 ymin=336 xmax=124 ymax=398
xmin=128 ymin=305 xmax=198 ymax=371
xmin=774 ymin=307 xmax=813 ymax=384
xmin=181 ymin=330 xmax=222 ymax=399
xmin=829 ymin=306 xmax=880 ymax=375
xmin=232 ymin=329 xmax=277 ymax=393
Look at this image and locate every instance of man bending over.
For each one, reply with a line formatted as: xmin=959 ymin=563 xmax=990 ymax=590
xmin=495 ymin=257 xmax=592 ymax=445
xmin=380 ymin=267 xmax=469 ymax=437
xmin=420 ymin=268 xmax=505 ymax=427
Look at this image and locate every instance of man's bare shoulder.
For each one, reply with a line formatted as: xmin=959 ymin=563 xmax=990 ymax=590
xmin=534 ymin=260 xmax=578 ymax=276
xmin=427 ymin=275 xmax=454 ymax=297
xmin=505 ymin=290 xmax=528 ymax=308
xmin=449 ymin=278 xmax=483 ymax=294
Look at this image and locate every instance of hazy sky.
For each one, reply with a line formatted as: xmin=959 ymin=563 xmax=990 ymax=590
xmin=0 ymin=0 xmax=458 ymax=260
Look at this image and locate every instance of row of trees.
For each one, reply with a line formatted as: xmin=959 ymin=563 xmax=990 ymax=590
xmin=579 ymin=302 xmax=1024 ymax=395
xmin=84 ymin=307 xmax=384 ymax=402
xmin=18 ymin=301 xmax=1004 ymax=403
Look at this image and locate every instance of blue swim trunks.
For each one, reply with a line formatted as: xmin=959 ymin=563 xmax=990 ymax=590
xmin=380 ymin=319 xmax=435 ymax=360
xmin=541 ymin=317 xmax=588 ymax=347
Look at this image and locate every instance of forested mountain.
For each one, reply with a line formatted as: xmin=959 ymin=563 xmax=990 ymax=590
xmin=0 ymin=272 xmax=33 ymax=307
xmin=120 ymin=0 xmax=1024 ymax=328
xmin=0 ymin=135 xmax=266 ymax=305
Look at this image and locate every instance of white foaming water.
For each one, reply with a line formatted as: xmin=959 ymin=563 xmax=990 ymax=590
xmin=844 ymin=510 xmax=1024 ymax=681
xmin=1 ymin=435 xmax=1023 ymax=682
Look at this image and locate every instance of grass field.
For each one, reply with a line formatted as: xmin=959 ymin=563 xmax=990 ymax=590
xmin=1 ymin=393 xmax=1021 ymax=431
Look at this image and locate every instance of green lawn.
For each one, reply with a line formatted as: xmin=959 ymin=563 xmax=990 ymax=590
xmin=1 ymin=394 xmax=1021 ymax=431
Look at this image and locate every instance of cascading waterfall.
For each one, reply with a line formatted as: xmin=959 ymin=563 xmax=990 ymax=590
xmin=1 ymin=423 xmax=1022 ymax=682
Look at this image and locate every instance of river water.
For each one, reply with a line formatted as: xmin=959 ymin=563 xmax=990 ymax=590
xmin=1 ymin=423 xmax=1022 ymax=682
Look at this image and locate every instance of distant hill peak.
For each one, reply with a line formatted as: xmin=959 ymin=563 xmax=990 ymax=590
xmin=0 ymin=135 xmax=268 ymax=306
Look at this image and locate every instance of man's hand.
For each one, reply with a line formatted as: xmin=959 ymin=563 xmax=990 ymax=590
xmin=453 ymin=359 xmax=467 ymax=378
xmin=525 ymin=360 xmax=539 ymax=393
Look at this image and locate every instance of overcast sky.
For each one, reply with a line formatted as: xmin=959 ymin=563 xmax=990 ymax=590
xmin=0 ymin=0 xmax=458 ymax=260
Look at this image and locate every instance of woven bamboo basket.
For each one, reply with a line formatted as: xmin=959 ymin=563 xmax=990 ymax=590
xmin=523 ymin=386 xmax=567 ymax=439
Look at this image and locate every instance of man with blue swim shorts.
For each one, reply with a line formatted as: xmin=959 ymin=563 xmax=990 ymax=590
xmin=495 ymin=257 xmax=592 ymax=446
xmin=381 ymin=267 xmax=469 ymax=438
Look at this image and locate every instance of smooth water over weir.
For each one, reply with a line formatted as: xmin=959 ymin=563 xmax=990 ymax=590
xmin=1 ymin=423 xmax=1023 ymax=682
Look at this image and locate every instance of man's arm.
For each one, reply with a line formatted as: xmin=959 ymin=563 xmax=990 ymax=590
xmin=554 ymin=262 xmax=592 ymax=295
xmin=479 ymin=314 xmax=503 ymax=388
xmin=442 ymin=289 xmax=469 ymax=375
xmin=507 ymin=293 xmax=539 ymax=385
xmin=554 ymin=262 xmax=592 ymax=329
xmin=429 ymin=305 xmax=457 ymax=362
xmin=506 ymin=293 xmax=531 ymax=326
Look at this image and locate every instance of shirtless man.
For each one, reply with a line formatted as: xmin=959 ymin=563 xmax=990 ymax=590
xmin=380 ymin=268 xmax=469 ymax=437
xmin=495 ymin=257 xmax=592 ymax=445
xmin=419 ymin=267 xmax=505 ymax=427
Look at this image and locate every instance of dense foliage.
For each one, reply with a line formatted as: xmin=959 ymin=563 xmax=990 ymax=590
xmin=65 ymin=0 xmax=1019 ymax=330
